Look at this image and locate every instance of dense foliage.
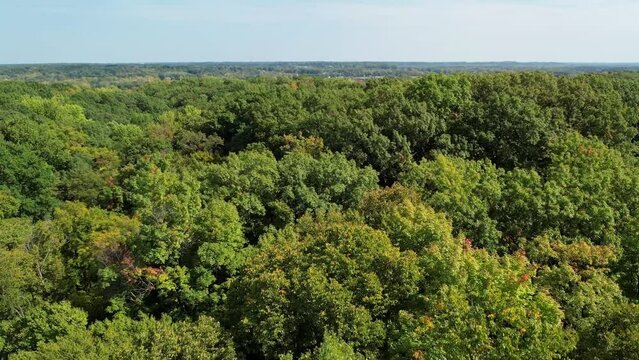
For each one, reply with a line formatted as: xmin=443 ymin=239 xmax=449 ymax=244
xmin=1 ymin=72 xmax=639 ymax=359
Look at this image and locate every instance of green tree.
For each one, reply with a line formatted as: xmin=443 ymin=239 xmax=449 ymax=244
xmin=13 ymin=315 xmax=236 ymax=360
xmin=0 ymin=140 xmax=58 ymax=218
xmin=205 ymin=146 xmax=280 ymax=239
xmin=360 ymin=185 xmax=452 ymax=253
xmin=278 ymin=150 xmax=379 ymax=216
xmin=400 ymin=154 xmax=503 ymax=251
xmin=224 ymin=211 xmax=421 ymax=358
xmin=0 ymin=302 xmax=87 ymax=357
xmin=125 ymin=157 xmax=201 ymax=265
xmin=390 ymin=236 xmax=575 ymax=359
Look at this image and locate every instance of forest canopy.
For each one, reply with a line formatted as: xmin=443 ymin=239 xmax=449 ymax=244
xmin=1 ymin=71 xmax=639 ymax=359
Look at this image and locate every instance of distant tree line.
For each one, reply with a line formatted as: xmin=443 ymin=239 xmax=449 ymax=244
xmin=2 ymin=62 xmax=639 ymax=87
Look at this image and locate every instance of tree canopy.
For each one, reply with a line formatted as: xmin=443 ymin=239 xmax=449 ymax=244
xmin=2 ymin=72 xmax=639 ymax=359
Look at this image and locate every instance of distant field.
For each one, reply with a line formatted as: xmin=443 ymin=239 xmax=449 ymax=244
xmin=2 ymin=62 xmax=639 ymax=87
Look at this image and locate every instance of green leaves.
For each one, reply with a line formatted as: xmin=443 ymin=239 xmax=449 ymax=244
xmin=0 ymin=140 xmax=58 ymax=219
xmin=360 ymin=185 xmax=453 ymax=252
xmin=401 ymin=154 xmax=503 ymax=251
xmin=193 ymin=199 xmax=246 ymax=274
xmin=391 ymin=238 xmax=575 ymax=360
xmin=12 ymin=314 xmax=236 ymax=360
xmin=224 ymin=212 xmax=420 ymax=358
xmin=205 ymin=147 xmax=280 ymax=239
xmin=0 ymin=302 xmax=87 ymax=357
xmin=278 ymin=150 xmax=379 ymax=216
xmin=2 ymin=73 xmax=639 ymax=359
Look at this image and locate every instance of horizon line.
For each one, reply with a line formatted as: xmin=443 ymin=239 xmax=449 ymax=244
xmin=2 ymin=61 xmax=639 ymax=66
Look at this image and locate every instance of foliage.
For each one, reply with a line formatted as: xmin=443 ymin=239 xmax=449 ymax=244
xmin=1 ymin=72 xmax=639 ymax=359
xmin=12 ymin=314 xmax=236 ymax=360
xmin=223 ymin=211 xmax=421 ymax=358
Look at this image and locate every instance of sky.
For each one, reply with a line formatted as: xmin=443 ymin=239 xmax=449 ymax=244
xmin=1 ymin=0 xmax=638 ymax=64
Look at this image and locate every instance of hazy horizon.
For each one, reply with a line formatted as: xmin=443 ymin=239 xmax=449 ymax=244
xmin=3 ymin=61 xmax=639 ymax=66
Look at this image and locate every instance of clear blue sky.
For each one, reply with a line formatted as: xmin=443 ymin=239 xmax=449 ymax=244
xmin=1 ymin=0 xmax=638 ymax=64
